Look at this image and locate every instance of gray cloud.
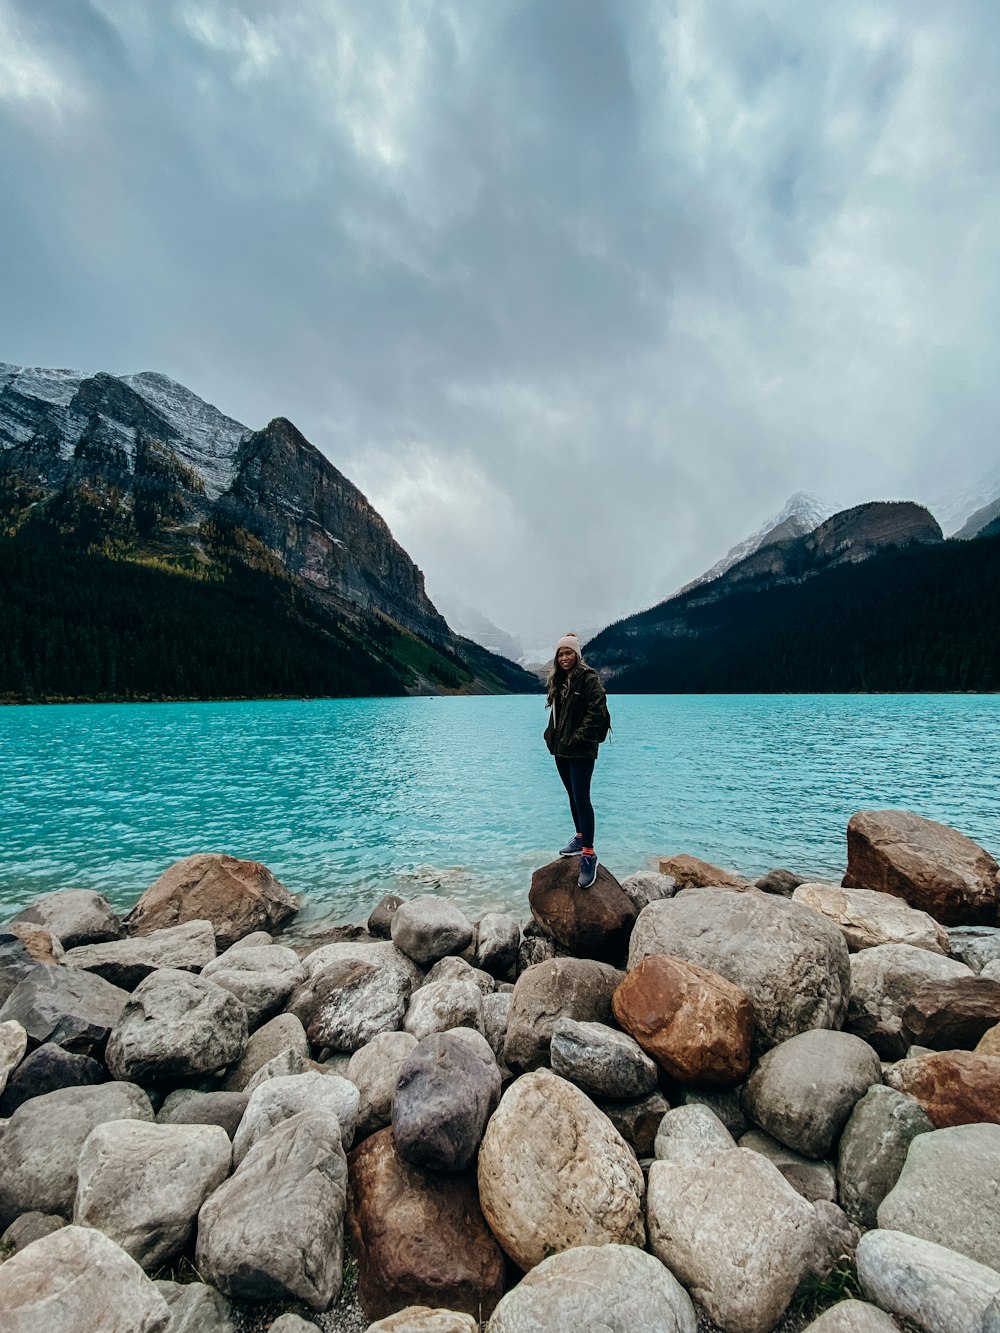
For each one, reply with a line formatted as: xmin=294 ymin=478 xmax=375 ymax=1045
xmin=1 ymin=0 xmax=998 ymax=648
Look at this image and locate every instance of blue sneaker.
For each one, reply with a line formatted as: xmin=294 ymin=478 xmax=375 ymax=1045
xmin=578 ymin=852 xmax=598 ymax=889
xmin=559 ymin=835 xmax=584 ymax=857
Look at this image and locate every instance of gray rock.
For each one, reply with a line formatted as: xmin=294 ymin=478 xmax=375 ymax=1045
xmin=368 ymin=893 xmax=405 ymax=939
xmin=404 ymin=976 xmax=484 ymax=1041
xmin=0 ymin=935 xmax=45 ymax=1006
xmin=268 ymin=1316 xmax=320 ymax=1333
xmin=196 ymin=1109 xmax=348 ymax=1310
xmin=0 ymin=1041 xmax=106 ymax=1116
xmin=877 ymin=1122 xmax=1000 ymax=1270
xmin=676 ymin=1085 xmax=750 ymax=1138
xmin=743 ymin=1029 xmax=882 ymax=1158
xmin=756 ymin=869 xmax=804 ymax=897
xmin=392 ymin=1031 xmax=501 ymax=1172
xmin=223 ymin=930 xmax=273 ymax=950
xmin=8 ymin=889 xmax=121 ymax=948
xmin=232 ymin=1070 xmax=359 ymax=1163
xmin=200 ymin=944 xmax=304 ymax=1027
xmin=738 ymin=1128 xmax=837 ymax=1202
xmin=503 ymin=958 xmax=624 ymax=1072
xmin=654 ymin=1104 xmax=736 ymax=1166
xmin=368 ymin=1311 xmax=475 ymax=1333
xmin=647 ymin=1147 xmax=818 ymax=1333
xmin=597 ymin=1090 xmax=669 ymax=1157
xmin=347 ymin=1030 xmax=418 ymax=1138
xmin=481 ymin=991 xmax=512 ymax=1063
xmin=856 ymin=1228 xmax=1000 ymax=1333
xmin=157 ymin=1089 xmax=249 ymax=1139
xmin=629 ymin=888 xmax=850 ymax=1052
xmin=619 ymin=870 xmax=678 ymax=913
xmin=422 ymin=954 xmax=495 ymax=994
xmin=549 ymin=1017 xmax=658 ymax=1099
xmin=219 ymin=1011 xmax=309 ymax=1092
xmin=486 ymin=1243 xmax=697 ymax=1332
xmin=0 ymin=1223 xmax=171 ymax=1332
xmin=0 ymin=1211 xmax=65 ymax=1254
xmin=0 ymin=1020 xmax=27 ymax=1097
xmin=948 ymin=926 xmax=1000 ymax=973
xmin=290 ymin=958 xmax=413 ymax=1051
xmin=800 ymin=1201 xmax=862 ymax=1290
xmin=391 ymin=896 xmax=475 ymax=966
xmin=516 ymin=927 xmax=556 ymax=974
xmin=846 ymin=944 xmax=973 ymax=1059
xmin=60 ymin=920 xmax=217 ymax=989
xmin=838 ymin=1084 xmax=934 ymax=1228
xmin=300 ymin=938 xmax=424 ymax=988
xmin=74 ymin=1120 xmax=232 ymax=1270
xmin=474 ymin=912 xmax=520 ymax=978
xmin=985 ymin=1295 xmax=1000 ymax=1333
xmin=792 ymin=883 xmax=949 ymax=954
xmin=153 ymin=1280 xmax=237 ymax=1333
xmin=105 ymin=967 xmax=248 ymax=1083
xmin=0 ymin=964 xmax=128 ymax=1055
xmin=984 ymin=959 xmax=1000 ymax=982
xmin=800 ymin=1301 xmax=900 ymax=1332
xmin=244 ymin=1048 xmax=307 ymax=1089
xmin=0 ymin=1080 xmax=153 ymax=1228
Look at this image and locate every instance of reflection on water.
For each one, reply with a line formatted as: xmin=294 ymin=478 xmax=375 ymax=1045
xmin=2 ymin=694 xmax=997 ymax=922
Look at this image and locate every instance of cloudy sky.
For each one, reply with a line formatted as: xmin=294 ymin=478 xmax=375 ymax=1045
xmin=2 ymin=1 xmax=999 ymax=648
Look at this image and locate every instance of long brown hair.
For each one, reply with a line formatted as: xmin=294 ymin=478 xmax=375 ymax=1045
xmin=546 ymin=634 xmax=582 ymax=707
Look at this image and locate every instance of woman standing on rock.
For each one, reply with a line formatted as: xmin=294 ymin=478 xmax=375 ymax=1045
xmin=544 ymin=632 xmax=611 ymax=890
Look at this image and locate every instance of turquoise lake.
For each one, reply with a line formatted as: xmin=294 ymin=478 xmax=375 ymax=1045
xmin=2 ymin=694 xmax=997 ymax=925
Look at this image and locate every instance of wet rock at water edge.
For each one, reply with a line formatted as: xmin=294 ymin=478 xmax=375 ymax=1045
xmin=755 ymin=868 xmax=804 ymax=897
xmin=197 ymin=1109 xmax=348 ymax=1310
xmin=657 ymin=854 xmax=752 ymax=890
xmin=0 ymin=1224 xmax=171 ymax=1333
xmin=126 ymin=853 xmax=298 ymax=947
xmin=528 ymin=858 xmax=637 ymax=964
xmin=8 ymin=888 xmax=122 ymax=949
xmin=742 ymin=1028 xmax=882 ymax=1159
xmin=105 ymin=967 xmax=248 ymax=1083
xmin=392 ymin=1030 xmax=500 ymax=1172
xmin=843 ymin=808 xmax=1000 ymax=926
xmin=836 ymin=1083 xmax=934 ymax=1229
xmin=473 ymin=912 xmax=520 ymax=978
xmin=503 ymin=957 xmax=623 ymax=1072
xmin=0 ymin=964 xmax=129 ymax=1056
xmin=347 ymin=1126 xmax=505 ymax=1321
xmin=629 ymin=887 xmax=850 ymax=1053
xmin=369 ymin=893 xmax=405 ymax=939
xmin=60 ymin=920 xmax=217 ymax=990
xmin=390 ymin=896 xmax=475 ymax=967
xmin=612 ymin=953 xmax=754 ymax=1086
xmin=549 ymin=1016 xmax=659 ymax=1099
xmin=477 ymin=1068 xmax=645 ymax=1271
xmin=74 ymin=1119 xmax=232 ymax=1270
xmin=200 ymin=943 xmax=305 ymax=1028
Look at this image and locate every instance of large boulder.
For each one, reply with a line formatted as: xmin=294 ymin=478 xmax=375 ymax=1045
xmin=125 ymin=854 xmax=298 ymax=947
xmin=477 ymin=1069 xmax=645 ymax=1271
xmin=856 ymin=1229 xmax=1000 ymax=1333
xmin=629 ymin=888 xmax=850 ymax=1053
xmin=60 ymin=920 xmax=217 ymax=990
xmin=844 ymin=809 xmax=1000 ymax=926
xmin=392 ymin=1031 xmax=500 ymax=1172
xmin=528 ymin=859 xmax=637 ymax=963
xmin=404 ymin=977 xmax=483 ymax=1041
xmin=347 ymin=1127 xmax=504 ymax=1321
xmin=657 ymin=855 xmax=751 ymax=890
xmin=0 ymin=1224 xmax=171 ymax=1332
xmin=231 ymin=1070 xmax=358 ymax=1163
xmin=837 ymin=1084 xmax=934 ymax=1229
xmin=877 ymin=1123 xmax=1000 ymax=1271
xmin=200 ymin=944 xmax=305 ymax=1028
xmin=219 ymin=1011 xmax=309 ymax=1092
xmin=0 ymin=964 xmax=128 ymax=1055
xmin=884 ymin=1050 xmax=1000 ymax=1127
xmin=197 ymin=1109 xmax=348 ymax=1310
xmin=0 ymin=1081 xmax=153 ymax=1228
xmin=845 ymin=943 xmax=973 ymax=1058
xmin=900 ymin=975 xmax=1000 ymax=1049
xmin=474 ymin=913 xmax=520 ymax=978
xmin=105 ymin=968 xmax=248 ymax=1083
xmin=612 ymin=953 xmax=753 ymax=1085
xmin=486 ymin=1244 xmax=697 ymax=1333
xmin=390 ymin=897 xmax=474 ymax=967
xmin=549 ymin=1017 xmax=658 ymax=1099
xmin=646 ymin=1148 xmax=818 ymax=1333
xmin=74 ymin=1120 xmax=232 ymax=1270
xmin=290 ymin=956 xmax=412 ymax=1052
xmin=348 ymin=1031 xmax=419 ymax=1138
xmin=792 ymin=882 xmax=949 ymax=953
xmin=300 ymin=938 xmax=423 ymax=988
xmin=503 ymin=958 xmax=623 ymax=1072
xmin=742 ymin=1029 xmax=882 ymax=1159
xmin=8 ymin=889 xmax=121 ymax=948
xmin=0 ymin=1042 xmax=105 ymax=1116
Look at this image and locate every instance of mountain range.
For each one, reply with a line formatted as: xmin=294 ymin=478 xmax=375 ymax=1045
xmin=0 ymin=363 xmax=539 ymax=701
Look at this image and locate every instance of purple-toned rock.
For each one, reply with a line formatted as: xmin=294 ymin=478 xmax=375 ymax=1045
xmin=392 ymin=1031 xmax=500 ymax=1172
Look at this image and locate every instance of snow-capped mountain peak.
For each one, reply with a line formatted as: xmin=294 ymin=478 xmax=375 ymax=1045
xmin=677 ymin=491 xmax=831 ymax=595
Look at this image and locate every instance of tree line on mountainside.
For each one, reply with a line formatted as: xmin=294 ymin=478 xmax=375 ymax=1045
xmin=588 ymin=533 xmax=1000 ymax=692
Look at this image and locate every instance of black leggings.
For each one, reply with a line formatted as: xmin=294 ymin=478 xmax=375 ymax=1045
xmin=555 ymin=756 xmax=596 ymax=847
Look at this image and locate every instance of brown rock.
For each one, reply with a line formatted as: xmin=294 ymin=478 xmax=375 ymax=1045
xmin=612 ymin=954 xmax=753 ymax=1085
xmin=2 ymin=924 xmax=63 ymax=964
xmin=125 ymin=855 xmax=298 ymax=949
xmin=346 ymin=1128 xmax=503 ymax=1322
xmin=844 ymin=810 xmax=1000 ymax=927
xmin=885 ymin=1050 xmax=1000 ymax=1127
xmin=528 ymin=860 xmax=636 ymax=964
xmin=902 ymin=976 xmax=1000 ymax=1050
xmin=503 ymin=958 xmax=624 ymax=1072
xmin=658 ymin=854 xmax=752 ymax=890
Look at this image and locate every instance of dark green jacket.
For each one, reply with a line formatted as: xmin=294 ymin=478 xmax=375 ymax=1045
xmin=543 ymin=662 xmax=609 ymax=760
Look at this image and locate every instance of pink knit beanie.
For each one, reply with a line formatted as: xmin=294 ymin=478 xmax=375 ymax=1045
xmin=555 ymin=633 xmax=582 ymax=657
